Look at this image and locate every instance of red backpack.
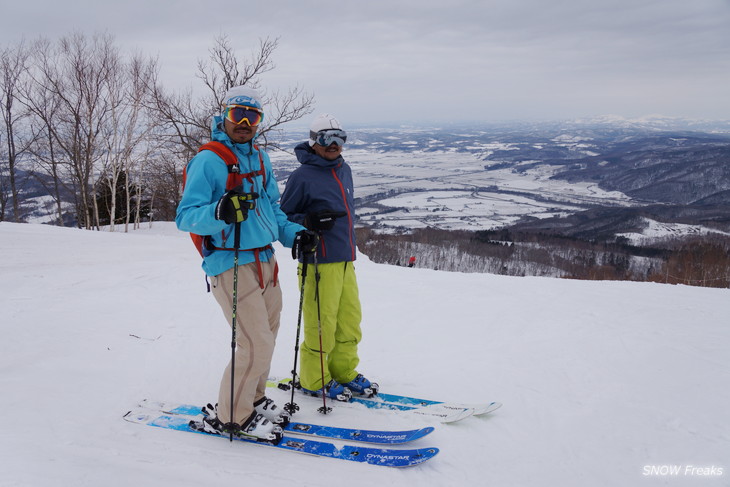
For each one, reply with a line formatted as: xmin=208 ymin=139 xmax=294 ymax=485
xmin=181 ymin=141 xmax=266 ymax=257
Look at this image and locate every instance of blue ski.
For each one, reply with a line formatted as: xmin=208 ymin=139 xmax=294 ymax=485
xmin=138 ymin=400 xmax=434 ymax=445
xmin=124 ymin=409 xmax=438 ymax=468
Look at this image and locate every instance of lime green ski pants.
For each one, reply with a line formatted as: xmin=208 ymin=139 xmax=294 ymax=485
xmin=298 ymin=261 xmax=362 ymax=391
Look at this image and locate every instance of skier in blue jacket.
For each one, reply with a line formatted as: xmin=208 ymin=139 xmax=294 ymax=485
xmin=280 ymin=114 xmax=377 ymax=400
xmin=176 ymin=86 xmax=317 ymax=442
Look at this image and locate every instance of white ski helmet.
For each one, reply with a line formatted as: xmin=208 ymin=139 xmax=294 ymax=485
xmin=309 ymin=114 xmax=342 ymax=146
xmin=221 ymin=86 xmax=263 ymax=112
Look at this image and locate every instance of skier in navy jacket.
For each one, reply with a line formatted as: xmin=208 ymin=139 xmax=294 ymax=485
xmin=280 ymin=114 xmax=377 ymax=399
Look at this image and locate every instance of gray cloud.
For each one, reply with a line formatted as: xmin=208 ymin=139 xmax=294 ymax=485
xmin=2 ymin=0 xmax=729 ymax=123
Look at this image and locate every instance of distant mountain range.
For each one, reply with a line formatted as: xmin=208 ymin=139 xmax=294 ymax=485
xmin=332 ymin=118 xmax=730 ymax=242
xmin=548 ymin=133 xmax=730 ymax=205
xmin=13 ymin=116 xmax=730 ymax=244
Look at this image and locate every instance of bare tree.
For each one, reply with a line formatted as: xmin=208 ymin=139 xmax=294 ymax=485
xmin=0 ymin=40 xmax=33 ymax=222
xmin=6 ymin=32 xmax=313 ymax=228
xmin=0 ymin=132 xmax=5 ymax=219
xmin=99 ymin=52 xmax=157 ymax=232
xmin=142 ymin=146 xmax=184 ymax=222
xmin=125 ymin=55 xmax=159 ymax=231
xmin=18 ymin=37 xmax=69 ymax=226
xmin=147 ymin=35 xmax=314 ymax=153
xmin=143 ymin=34 xmax=314 ymax=219
xmin=22 ymin=32 xmax=121 ymax=229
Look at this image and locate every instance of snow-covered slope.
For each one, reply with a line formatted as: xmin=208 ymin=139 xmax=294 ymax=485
xmin=1 ymin=222 xmax=727 ymax=486
xmin=617 ymin=217 xmax=730 ymax=245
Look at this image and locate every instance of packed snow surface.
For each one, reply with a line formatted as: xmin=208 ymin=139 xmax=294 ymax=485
xmin=1 ymin=222 xmax=727 ymax=486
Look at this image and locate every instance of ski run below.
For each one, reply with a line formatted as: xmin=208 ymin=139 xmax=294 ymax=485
xmin=1 ymin=221 xmax=728 ymax=486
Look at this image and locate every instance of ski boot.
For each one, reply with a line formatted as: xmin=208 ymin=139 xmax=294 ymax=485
xmin=191 ymin=403 xmax=225 ymax=434
xmin=192 ymin=412 xmax=225 ymax=435
xmin=193 ymin=403 xmax=283 ymax=444
xmin=236 ymin=411 xmax=283 ymax=444
xmin=254 ymin=396 xmax=291 ymax=426
xmin=301 ymin=379 xmax=353 ymax=402
xmin=342 ymin=374 xmax=379 ymax=397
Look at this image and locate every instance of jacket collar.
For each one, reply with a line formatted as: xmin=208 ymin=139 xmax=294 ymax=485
xmin=211 ymin=115 xmax=257 ymax=155
xmin=294 ymin=141 xmax=343 ymax=168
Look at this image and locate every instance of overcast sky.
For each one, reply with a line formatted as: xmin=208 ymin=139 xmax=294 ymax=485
xmin=2 ymin=0 xmax=729 ymax=125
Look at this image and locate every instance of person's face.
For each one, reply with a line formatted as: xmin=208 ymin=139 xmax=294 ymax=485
xmin=224 ymin=118 xmax=257 ymax=144
xmin=312 ymin=142 xmax=343 ymax=161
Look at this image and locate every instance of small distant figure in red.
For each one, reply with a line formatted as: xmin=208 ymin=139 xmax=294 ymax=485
xmin=407 ymin=256 xmax=416 ymax=268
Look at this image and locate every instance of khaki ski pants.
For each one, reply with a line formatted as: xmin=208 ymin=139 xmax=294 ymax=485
xmin=210 ymin=257 xmax=281 ymax=425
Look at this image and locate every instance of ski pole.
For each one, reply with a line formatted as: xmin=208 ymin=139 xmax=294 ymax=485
xmin=229 ymin=221 xmax=242 ymax=442
xmin=285 ymin=253 xmax=308 ymax=415
xmin=313 ymin=250 xmax=331 ymax=414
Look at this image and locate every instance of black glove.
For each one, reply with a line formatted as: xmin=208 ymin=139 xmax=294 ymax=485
xmin=292 ymin=230 xmax=319 ymax=259
xmin=304 ymin=210 xmax=348 ymax=232
xmin=215 ymin=186 xmax=259 ymax=224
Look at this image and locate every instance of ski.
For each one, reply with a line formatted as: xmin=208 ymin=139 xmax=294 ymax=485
xmin=139 ymin=399 xmax=434 ymax=445
xmin=267 ymin=377 xmax=501 ymax=421
xmin=137 ymin=399 xmax=434 ymax=445
xmin=123 ymin=409 xmax=438 ymax=468
xmin=365 ymin=391 xmax=502 ymax=416
xmin=268 ymin=380 xmax=473 ymax=423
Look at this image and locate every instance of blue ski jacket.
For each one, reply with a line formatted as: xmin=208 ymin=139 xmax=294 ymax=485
xmin=280 ymin=142 xmax=357 ymax=263
xmin=176 ymin=116 xmax=304 ymax=277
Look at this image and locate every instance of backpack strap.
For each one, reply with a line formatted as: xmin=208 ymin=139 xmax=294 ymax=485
xmin=191 ymin=142 xmax=275 ymax=288
xmin=198 ymin=141 xmax=242 ymax=191
xmin=197 ymin=141 xmax=266 ymax=190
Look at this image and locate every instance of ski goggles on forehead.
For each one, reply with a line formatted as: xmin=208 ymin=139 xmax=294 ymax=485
xmin=311 ymin=129 xmax=348 ymax=147
xmin=223 ymin=105 xmax=263 ymax=126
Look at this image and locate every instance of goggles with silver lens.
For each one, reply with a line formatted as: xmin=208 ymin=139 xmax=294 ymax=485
xmin=311 ymin=129 xmax=347 ymax=147
xmin=224 ymin=105 xmax=263 ymax=126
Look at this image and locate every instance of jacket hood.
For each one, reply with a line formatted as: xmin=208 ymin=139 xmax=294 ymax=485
xmin=294 ymin=141 xmax=343 ymax=168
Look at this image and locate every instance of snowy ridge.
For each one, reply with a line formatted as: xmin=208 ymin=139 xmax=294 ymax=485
xmin=617 ymin=217 xmax=730 ymax=245
xmin=0 ymin=221 xmax=728 ymax=486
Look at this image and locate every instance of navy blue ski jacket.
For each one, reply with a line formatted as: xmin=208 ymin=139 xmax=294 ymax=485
xmin=280 ymin=142 xmax=357 ymax=263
